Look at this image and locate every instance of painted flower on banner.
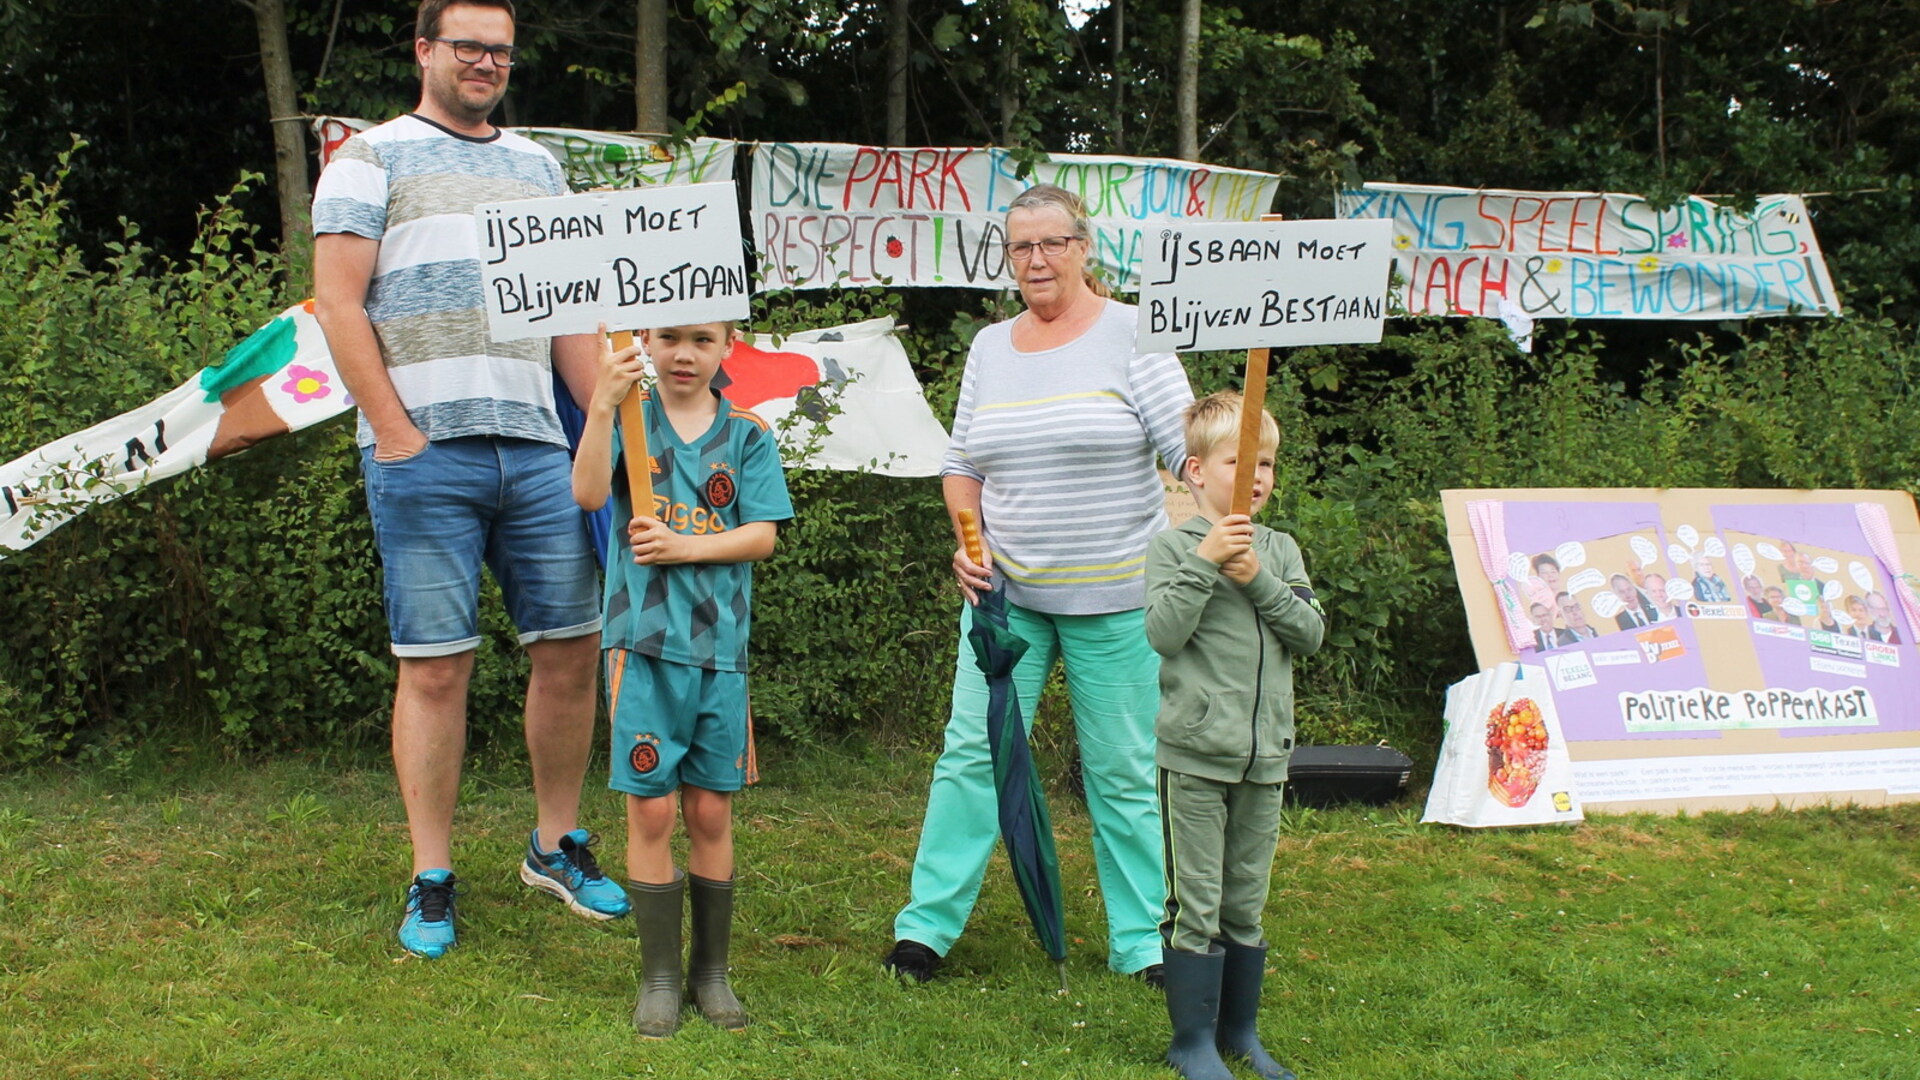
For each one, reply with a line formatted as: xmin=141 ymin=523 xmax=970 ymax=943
xmin=1394 ymin=235 xmax=1412 ymax=250
xmin=1545 ymin=258 xmax=1563 ymax=274
xmin=1666 ymin=233 xmax=1689 ymax=250
xmin=282 ymin=365 xmax=332 ymax=404
xmin=1638 ymin=255 xmax=1660 ymax=272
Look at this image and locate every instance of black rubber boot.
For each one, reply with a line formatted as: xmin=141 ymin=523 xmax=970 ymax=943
xmin=686 ymin=873 xmax=748 ymax=1030
xmin=629 ymin=874 xmax=684 ymax=1038
xmin=1215 ymin=939 xmax=1296 ymax=1080
xmin=1162 ymin=946 xmax=1234 ymax=1080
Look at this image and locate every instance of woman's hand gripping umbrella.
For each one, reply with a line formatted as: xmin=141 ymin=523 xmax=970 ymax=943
xmin=957 ymin=509 xmax=1071 ymax=993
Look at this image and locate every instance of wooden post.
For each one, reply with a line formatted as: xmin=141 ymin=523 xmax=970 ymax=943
xmin=1230 ymin=212 xmax=1286 ymax=517
xmin=1229 ymin=347 xmax=1270 ymax=517
xmin=611 ymin=329 xmax=654 ymax=517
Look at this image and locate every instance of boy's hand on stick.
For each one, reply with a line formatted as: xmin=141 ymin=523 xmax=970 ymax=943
xmin=1221 ymin=549 xmax=1260 ymax=585
xmin=629 ymin=515 xmax=693 ymax=565
xmin=592 ymin=322 xmax=648 ymax=414
xmin=1197 ymin=514 xmax=1254 ymax=568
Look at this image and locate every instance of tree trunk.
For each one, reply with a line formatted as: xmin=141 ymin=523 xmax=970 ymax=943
xmin=1177 ymin=0 xmax=1200 ymax=160
xmin=243 ymin=0 xmax=310 ymax=274
xmin=999 ymin=13 xmax=1021 ymax=146
xmin=886 ymin=0 xmax=911 ymax=145
xmin=635 ymin=0 xmax=669 ymax=133
xmin=1111 ymin=0 xmax=1126 ymax=153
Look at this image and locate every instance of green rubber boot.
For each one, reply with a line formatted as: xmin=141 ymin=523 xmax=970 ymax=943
xmin=1215 ymin=939 xmax=1296 ymax=1080
xmin=686 ymin=873 xmax=748 ymax=1030
xmin=1162 ymin=946 xmax=1234 ymax=1080
xmin=630 ymin=874 xmax=684 ymax=1038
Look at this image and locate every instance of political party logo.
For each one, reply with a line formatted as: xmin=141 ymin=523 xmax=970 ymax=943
xmin=1636 ymin=625 xmax=1686 ymax=664
xmin=704 ymin=466 xmax=737 ymax=509
xmin=629 ymin=733 xmax=662 ymax=774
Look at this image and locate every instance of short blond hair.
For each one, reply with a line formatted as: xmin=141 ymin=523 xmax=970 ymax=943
xmin=1183 ymin=390 xmax=1279 ymax=469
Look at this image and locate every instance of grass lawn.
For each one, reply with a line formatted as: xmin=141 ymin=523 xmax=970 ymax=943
xmin=1 ymin=740 xmax=1915 ymax=1079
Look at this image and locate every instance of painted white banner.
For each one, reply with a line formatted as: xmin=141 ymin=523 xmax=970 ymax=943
xmin=0 ymin=310 xmax=952 ymax=561
xmin=719 ymin=317 xmax=950 ymax=476
xmin=313 ymin=117 xmax=737 ymax=191
xmin=751 ymin=142 xmax=1280 ymax=291
xmin=1336 ymin=182 xmax=1841 ymax=320
xmin=1423 ymin=663 xmax=1584 ymax=828
xmin=1135 ymin=219 xmax=1393 ymax=351
xmin=476 ymin=181 xmax=749 ymax=341
xmin=0 ymin=303 xmax=347 ymax=559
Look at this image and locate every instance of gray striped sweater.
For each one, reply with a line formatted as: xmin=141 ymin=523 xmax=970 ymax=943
xmin=944 ymin=300 xmax=1193 ymax=615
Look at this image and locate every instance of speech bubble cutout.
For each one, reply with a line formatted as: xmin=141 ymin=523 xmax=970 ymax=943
xmin=1590 ymin=591 xmax=1624 ymax=619
xmin=1824 ymin=578 xmax=1844 ymax=601
xmin=1630 ymin=535 xmax=1659 ymax=564
xmin=1506 ymin=552 xmax=1532 ymax=583
xmin=1665 ymin=579 xmax=1696 ymax=603
xmin=1567 ymin=568 xmax=1608 ymax=594
xmin=1834 ymin=610 xmax=1857 ymax=629
xmin=1850 ymin=561 xmax=1875 ymax=590
xmin=1756 ymin=541 xmax=1784 ymax=562
xmin=1554 ymin=541 xmax=1588 ymax=569
xmin=1676 ymin=524 xmax=1700 ymax=548
xmin=1667 ymin=543 xmax=1693 ymax=566
xmin=1703 ymin=537 xmax=1726 ymax=558
xmin=1811 ymin=556 xmax=1839 ymax=575
xmin=1733 ymin=544 xmax=1756 ymax=576
xmin=1783 ymin=597 xmax=1810 ymax=618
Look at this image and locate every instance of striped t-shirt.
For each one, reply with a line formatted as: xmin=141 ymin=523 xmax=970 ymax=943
xmin=944 ymin=299 xmax=1193 ymax=615
xmin=311 ymin=114 xmax=569 ymax=449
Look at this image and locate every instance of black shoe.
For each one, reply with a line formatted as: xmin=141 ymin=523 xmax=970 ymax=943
xmin=883 ymin=939 xmax=941 ymax=983
xmin=1134 ymin=962 xmax=1165 ymax=989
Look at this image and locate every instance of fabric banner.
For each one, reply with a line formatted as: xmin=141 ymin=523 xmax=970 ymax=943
xmin=1442 ymin=488 xmax=1920 ymax=813
xmin=1 ymin=302 xmax=347 ymax=558
xmin=0 ymin=308 xmax=948 ymax=561
xmin=1337 ymin=182 xmax=1841 ymax=321
xmin=312 ymin=117 xmax=737 ymax=191
xmin=718 ymin=317 xmax=949 ymax=476
xmin=751 ymin=142 xmax=1280 ymax=291
xmin=1423 ymin=662 xmax=1584 ymax=828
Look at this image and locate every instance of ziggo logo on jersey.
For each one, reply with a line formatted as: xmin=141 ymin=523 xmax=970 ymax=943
xmin=646 ymin=495 xmax=731 ymax=535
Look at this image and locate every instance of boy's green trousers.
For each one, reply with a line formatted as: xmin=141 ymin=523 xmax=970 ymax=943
xmin=1157 ymin=768 xmax=1284 ymax=954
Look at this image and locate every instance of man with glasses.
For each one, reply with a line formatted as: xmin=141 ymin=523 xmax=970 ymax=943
xmin=312 ymin=0 xmax=628 ymax=959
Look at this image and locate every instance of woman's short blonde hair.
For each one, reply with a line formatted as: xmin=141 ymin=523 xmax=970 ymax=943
xmin=1183 ymin=390 xmax=1279 ymax=466
xmin=1006 ymin=184 xmax=1110 ymax=298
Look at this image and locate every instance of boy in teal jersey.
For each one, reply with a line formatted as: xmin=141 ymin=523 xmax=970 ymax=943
xmin=1144 ymin=391 xmax=1327 ymax=1080
xmin=573 ymin=322 xmax=793 ymax=1038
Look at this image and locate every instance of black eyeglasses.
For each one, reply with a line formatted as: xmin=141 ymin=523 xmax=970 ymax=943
xmin=1004 ymin=235 xmax=1079 ymax=260
xmin=433 ymin=38 xmax=519 ymax=67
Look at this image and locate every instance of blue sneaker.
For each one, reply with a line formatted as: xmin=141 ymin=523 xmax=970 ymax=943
xmin=520 ymin=829 xmax=630 ymax=920
xmin=398 ymin=869 xmax=458 ymax=958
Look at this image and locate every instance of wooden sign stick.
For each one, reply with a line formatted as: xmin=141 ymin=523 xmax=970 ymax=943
xmin=1229 ymin=346 xmax=1270 ymax=517
xmin=611 ymin=329 xmax=655 ymax=517
xmin=1230 ymin=212 xmax=1286 ymax=518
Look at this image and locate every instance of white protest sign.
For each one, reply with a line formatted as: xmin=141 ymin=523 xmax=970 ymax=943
xmin=1135 ymin=219 xmax=1393 ymax=352
xmin=476 ymin=181 xmax=748 ymax=341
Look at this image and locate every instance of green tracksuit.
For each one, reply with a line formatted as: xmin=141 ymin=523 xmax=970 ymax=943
xmin=1144 ymin=516 xmax=1327 ymax=953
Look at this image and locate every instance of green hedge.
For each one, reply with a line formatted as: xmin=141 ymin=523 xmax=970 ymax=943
xmin=5 ymin=150 xmax=1918 ymax=767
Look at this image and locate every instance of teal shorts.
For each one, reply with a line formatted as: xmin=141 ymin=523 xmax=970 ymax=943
xmin=606 ymin=649 xmax=756 ymax=798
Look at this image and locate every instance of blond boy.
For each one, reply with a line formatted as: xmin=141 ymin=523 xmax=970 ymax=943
xmin=1143 ymin=391 xmax=1327 ymax=1080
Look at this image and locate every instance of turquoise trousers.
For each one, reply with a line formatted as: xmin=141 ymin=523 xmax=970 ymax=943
xmin=894 ymin=601 xmax=1165 ymax=974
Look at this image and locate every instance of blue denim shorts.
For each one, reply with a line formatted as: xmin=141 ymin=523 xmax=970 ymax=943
xmin=360 ymin=437 xmax=601 ymax=658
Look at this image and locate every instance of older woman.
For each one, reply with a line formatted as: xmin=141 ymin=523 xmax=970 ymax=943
xmin=884 ymin=185 xmax=1193 ymax=984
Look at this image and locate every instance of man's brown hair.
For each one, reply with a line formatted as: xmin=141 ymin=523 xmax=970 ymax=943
xmin=417 ymin=0 xmax=517 ymax=43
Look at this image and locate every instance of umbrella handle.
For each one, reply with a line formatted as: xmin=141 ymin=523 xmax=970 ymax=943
xmin=957 ymin=507 xmax=985 ymax=567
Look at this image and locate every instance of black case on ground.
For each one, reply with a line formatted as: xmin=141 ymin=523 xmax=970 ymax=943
xmin=1283 ymin=744 xmax=1414 ymax=806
